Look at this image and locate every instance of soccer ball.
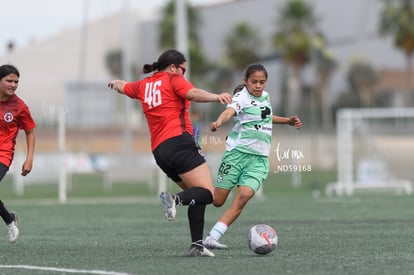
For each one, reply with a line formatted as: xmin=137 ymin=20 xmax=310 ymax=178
xmin=248 ymin=224 xmax=278 ymax=255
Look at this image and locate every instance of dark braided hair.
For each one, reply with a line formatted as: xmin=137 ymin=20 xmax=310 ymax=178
xmin=142 ymin=49 xmax=186 ymax=74
xmin=233 ymin=84 xmax=245 ymax=95
xmin=244 ymin=64 xmax=267 ymax=80
xmin=232 ymin=64 xmax=267 ymax=95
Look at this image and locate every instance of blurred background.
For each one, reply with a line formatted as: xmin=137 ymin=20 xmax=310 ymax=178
xmin=1 ymin=0 xmax=413 ymax=201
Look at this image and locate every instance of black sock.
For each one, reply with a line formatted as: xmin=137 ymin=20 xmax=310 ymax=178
xmin=0 ymin=200 xmax=12 ymax=225
xmin=173 ymin=188 xmax=212 ymax=244
xmin=175 ymin=187 xmax=213 ymax=206
xmin=188 ymin=204 xmax=206 ymax=243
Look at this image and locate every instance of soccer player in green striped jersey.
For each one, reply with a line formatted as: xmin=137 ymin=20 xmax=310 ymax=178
xmin=204 ymin=64 xmax=302 ymax=249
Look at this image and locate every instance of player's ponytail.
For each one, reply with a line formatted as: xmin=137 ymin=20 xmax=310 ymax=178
xmin=233 ymin=84 xmax=245 ymax=94
xmin=143 ymin=62 xmax=159 ymax=74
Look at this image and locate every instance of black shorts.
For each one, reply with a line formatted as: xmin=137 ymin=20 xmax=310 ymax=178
xmin=0 ymin=162 xmax=9 ymax=181
xmin=153 ymin=132 xmax=206 ymax=183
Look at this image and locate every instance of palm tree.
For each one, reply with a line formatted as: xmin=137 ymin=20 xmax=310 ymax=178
xmin=379 ymin=0 xmax=414 ymax=94
xmin=312 ymin=34 xmax=337 ymax=130
xmin=159 ymin=0 xmax=210 ymax=80
xmin=347 ymin=58 xmax=379 ymax=108
xmin=105 ymin=49 xmax=122 ymax=78
xmin=209 ymin=22 xmax=261 ymax=93
xmin=272 ymin=0 xmax=318 ymax=116
xmin=225 ymin=22 xmax=261 ymax=72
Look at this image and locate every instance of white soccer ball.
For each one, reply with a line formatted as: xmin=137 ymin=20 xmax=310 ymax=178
xmin=248 ymin=224 xmax=278 ymax=255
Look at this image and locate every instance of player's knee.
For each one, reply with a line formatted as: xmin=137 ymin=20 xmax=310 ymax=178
xmin=194 ymin=187 xmax=213 ymax=204
xmin=205 ymin=189 xmax=213 ymax=204
xmin=213 ymin=198 xmax=226 ymax=207
xmin=236 ymin=193 xmax=253 ymax=206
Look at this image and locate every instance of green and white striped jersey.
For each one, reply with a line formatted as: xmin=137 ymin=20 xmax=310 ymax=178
xmin=226 ymin=87 xmax=273 ymax=156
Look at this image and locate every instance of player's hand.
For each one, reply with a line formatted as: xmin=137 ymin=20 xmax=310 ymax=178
xmin=217 ymin=93 xmax=232 ymax=104
xmin=289 ymin=116 xmax=302 ymax=129
xmin=21 ymin=161 xmax=32 ymax=176
xmin=108 ymin=80 xmax=117 ymax=90
xmin=107 ymin=80 xmax=126 ymax=94
xmin=210 ymin=121 xmax=221 ymax=132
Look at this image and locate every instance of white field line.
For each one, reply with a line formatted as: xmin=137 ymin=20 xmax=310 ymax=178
xmin=0 ymin=265 xmax=136 ymax=275
xmin=7 ymin=197 xmax=158 ymax=206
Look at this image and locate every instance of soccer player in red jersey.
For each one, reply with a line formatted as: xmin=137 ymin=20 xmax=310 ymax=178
xmin=108 ymin=49 xmax=232 ymax=257
xmin=0 ymin=64 xmax=36 ymax=243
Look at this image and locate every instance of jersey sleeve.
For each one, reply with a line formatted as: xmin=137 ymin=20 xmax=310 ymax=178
xmin=19 ymin=105 xmax=36 ymax=130
xmin=123 ymin=81 xmax=140 ymax=99
xmin=169 ymin=74 xmax=194 ymax=98
xmin=227 ymin=92 xmax=244 ymax=115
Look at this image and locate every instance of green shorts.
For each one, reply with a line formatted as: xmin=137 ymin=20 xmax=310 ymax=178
xmin=215 ymin=150 xmax=269 ymax=193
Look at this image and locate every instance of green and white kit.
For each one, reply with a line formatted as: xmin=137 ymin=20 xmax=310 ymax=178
xmin=215 ymin=87 xmax=273 ymax=192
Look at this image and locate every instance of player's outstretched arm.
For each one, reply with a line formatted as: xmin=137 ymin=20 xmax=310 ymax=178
xmin=272 ymin=115 xmax=302 ymax=129
xmin=186 ymin=88 xmax=232 ymax=104
xmin=211 ymin=108 xmax=236 ymax=132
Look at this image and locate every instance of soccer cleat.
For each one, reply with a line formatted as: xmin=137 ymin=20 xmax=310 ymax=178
xmin=159 ymin=192 xmax=176 ymax=221
xmin=188 ymin=242 xmax=215 ymax=257
xmin=8 ymin=212 xmax=19 ymax=243
xmin=203 ymin=237 xmax=228 ymax=249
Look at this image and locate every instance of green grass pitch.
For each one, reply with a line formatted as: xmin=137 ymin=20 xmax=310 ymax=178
xmin=0 ymin=172 xmax=414 ymax=275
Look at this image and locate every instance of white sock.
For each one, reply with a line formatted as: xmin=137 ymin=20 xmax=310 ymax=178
xmin=207 ymin=221 xmax=228 ymax=241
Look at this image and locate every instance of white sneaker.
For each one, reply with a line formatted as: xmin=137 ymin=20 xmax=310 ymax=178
xmin=159 ymin=192 xmax=176 ymax=221
xmin=203 ymin=237 xmax=228 ymax=249
xmin=188 ymin=242 xmax=215 ymax=257
xmin=8 ymin=212 xmax=19 ymax=243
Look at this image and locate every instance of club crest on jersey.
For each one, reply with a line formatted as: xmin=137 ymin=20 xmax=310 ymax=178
xmin=3 ymin=112 xmax=13 ymax=123
xmin=236 ymin=103 xmax=241 ymax=111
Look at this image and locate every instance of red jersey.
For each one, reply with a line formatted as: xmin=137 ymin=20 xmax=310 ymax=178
xmin=124 ymin=72 xmax=195 ymax=151
xmin=0 ymin=94 xmax=36 ymax=167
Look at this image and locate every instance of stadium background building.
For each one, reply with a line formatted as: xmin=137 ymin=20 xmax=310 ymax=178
xmin=0 ymin=0 xmax=411 ymax=129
